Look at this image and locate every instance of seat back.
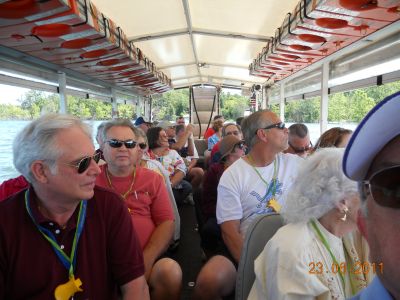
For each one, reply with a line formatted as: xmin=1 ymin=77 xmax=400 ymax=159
xmin=235 ymin=213 xmax=283 ymax=300
xmin=194 ymin=139 xmax=208 ymax=168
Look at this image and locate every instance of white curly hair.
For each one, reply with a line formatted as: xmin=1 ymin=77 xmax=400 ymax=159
xmin=282 ymin=148 xmax=358 ymax=223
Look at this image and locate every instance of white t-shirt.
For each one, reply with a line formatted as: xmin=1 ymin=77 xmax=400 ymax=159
xmin=216 ymin=153 xmax=300 ymax=235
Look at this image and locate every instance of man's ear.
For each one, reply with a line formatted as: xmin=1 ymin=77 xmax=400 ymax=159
xmin=357 ymin=209 xmax=368 ymax=241
xmin=30 ymin=160 xmax=50 ymax=184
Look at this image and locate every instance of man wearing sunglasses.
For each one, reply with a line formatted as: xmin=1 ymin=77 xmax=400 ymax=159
xmin=96 ymin=119 xmax=182 ymax=300
xmin=344 ymin=91 xmax=400 ymax=300
xmin=284 ymin=123 xmax=312 ymax=158
xmin=194 ymin=110 xmax=301 ymax=300
xmin=0 ymin=114 xmax=149 ymax=299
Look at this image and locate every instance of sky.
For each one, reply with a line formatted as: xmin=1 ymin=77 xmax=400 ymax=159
xmin=0 ymin=84 xmax=30 ymax=105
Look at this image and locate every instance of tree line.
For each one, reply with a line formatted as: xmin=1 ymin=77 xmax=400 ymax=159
xmin=271 ymin=81 xmax=400 ymax=123
xmin=0 ymin=81 xmax=399 ymax=122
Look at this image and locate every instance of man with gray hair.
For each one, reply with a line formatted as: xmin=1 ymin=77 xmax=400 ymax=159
xmin=193 ymin=110 xmax=301 ymax=300
xmin=0 ymin=114 xmax=149 ymax=299
xmin=284 ymin=123 xmax=312 ymax=158
xmin=343 ymin=91 xmax=400 ymax=300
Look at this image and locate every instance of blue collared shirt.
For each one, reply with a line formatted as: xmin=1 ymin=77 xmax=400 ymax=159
xmin=348 ymin=277 xmax=393 ymax=300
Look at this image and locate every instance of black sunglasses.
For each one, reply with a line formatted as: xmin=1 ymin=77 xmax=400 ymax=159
xmin=360 ymin=165 xmax=400 ymax=208
xmin=288 ymin=141 xmax=313 ymax=154
xmin=138 ymin=142 xmax=147 ymax=150
xmin=256 ymin=122 xmax=285 ymax=134
xmin=234 ymin=141 xmax=246 ymax=150
xmin=65 ymin=152 xmax=101 ymax=174
xmin=106 ymin=139 xmax=146 ymax=150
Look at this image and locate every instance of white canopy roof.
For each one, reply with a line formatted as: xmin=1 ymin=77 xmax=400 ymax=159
xmin=91 ymin=0 xmax=299 ymax=89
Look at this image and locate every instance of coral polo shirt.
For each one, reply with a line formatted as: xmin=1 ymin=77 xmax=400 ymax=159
xmin=96 ymin=166 xmax=174 ymax=249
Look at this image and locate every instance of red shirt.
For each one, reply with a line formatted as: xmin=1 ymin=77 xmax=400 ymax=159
xmin=0 ymin=175 xmax=29 ymax=202
xmin=203 ymin=127 xmax=215 ymax=140
xmin=96 ymin=166 xmax=174 ymax=248
xmin=211 ymin=141 xmax=221 ymax=160
xmin=0 ymin=186 xmax=144 ymax=300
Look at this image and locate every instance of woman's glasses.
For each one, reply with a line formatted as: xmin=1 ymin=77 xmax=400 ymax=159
xmin=233 ymin=141 xmax=246 ymax=151
xmin=65 ymin=152 xmax=101 ymax=174
xmin=361 ymin=165 xmax=400 ymax=208
xmin=106 ymin=139 xmax=147 ymax=150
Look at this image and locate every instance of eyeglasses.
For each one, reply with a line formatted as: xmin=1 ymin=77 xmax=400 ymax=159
xmin=106 ymin=139 xmax=146 ymax=150
xmin=256 ymin=122 xmax=285 ymax=134
xmin=360 ymin=165 xmax=400 ymax=208
xmin=288 ymin=141 xmax=312 ymax=154
xmin=64 ymin=152 xmax=101 ymax=174
xmin=233 ymin=141 xmax=246 ymax=151
xmin=137 ymin=142 xmax=147 ymax=150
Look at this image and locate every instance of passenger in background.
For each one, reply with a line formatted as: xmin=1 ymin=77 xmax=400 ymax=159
xmin=344 ymin=92 xmax=400 ymax=300
xmin=284 ymin=123 xmax=311 ymax=158
xmin=193 ymin=110 xmax=300 ymax=300
xmin=249 ymin=148 xmax=370 ymax=300
xmin=200 ymin=135 xmax=246 ymax=258
xmin=176 ymin=115 xmax=186 ymax=125
xmin=147 ymin=127 xmax=192 ymax=205
xmin=175 ymin=124 xmax=204 ymax=189
xmin=312 ymin=127 xmax=352 ymax=152
xmin=210 ymin=123 xmax=243 ymax=163
xmin=135 ymin=128 xmax=181 ymax=247
xmin=135 ymin=116 xmax=153 ymax=133
xmin=96 ymin=119 xmax=182 ymax=300
xmin=236 ymin=116 xmax=244 ymax=126
xmin=0 ymin=114 xmax=149 ymax=299
xmin=95 ymin=121 xmax=106 ymax=161
xmin=207 ymin=119 xmax=224 ymax=151
xmin=0 ymin=175 xmax=29 ymax=201
xmin=160 ymin=120 xmax=195 ymax=155
xmin=204 ymin=115 xmax=224 ymax=140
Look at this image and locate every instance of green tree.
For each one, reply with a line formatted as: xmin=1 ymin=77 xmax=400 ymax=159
xmin=152 ymin=89 xmax=189 ymax=120
xmin=220 ymin=93 xmax=249 ymax=121
xmin=117 ymin=103 xmax=135 ymax=119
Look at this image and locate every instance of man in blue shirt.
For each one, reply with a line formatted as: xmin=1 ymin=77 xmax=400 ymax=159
xmin=343 ymin=91 xmax=400 ymax=300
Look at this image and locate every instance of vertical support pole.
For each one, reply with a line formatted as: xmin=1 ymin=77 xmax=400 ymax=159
xmin=280 ymin=83 xmax=285 ymax=122
xmin=58 ymin=72 xmax=67 ymax=114
xmin=149 ymin=96 xmax=152 ymax=121
xmin=320 ymin=62 xmax=329 ymax=134
xmin=255 ymin=91 xmax=259 ymax=112
xmin=261 ymin=85 xmax=267 ymax=110
xmin=111 ymin=88 xmax=118 ymax=119
xmin=264 ymin=87 xmax=270 ymax=109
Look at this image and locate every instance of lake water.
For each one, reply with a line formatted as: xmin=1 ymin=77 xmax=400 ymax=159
xmin=0 ymin=120 xmax=358 ymax=183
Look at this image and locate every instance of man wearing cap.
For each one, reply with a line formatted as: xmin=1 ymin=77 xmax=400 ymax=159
xmin=135 ymin=117 xmax=152 ymax=133
xmin=193 ymin=110 xmax=301 ymax=300
xmin=343 ymin=91 xmax=400 ymax=300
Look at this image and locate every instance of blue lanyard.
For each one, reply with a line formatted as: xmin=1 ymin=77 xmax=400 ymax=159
xmin=24 ymin=189 xmax=87 ymax=278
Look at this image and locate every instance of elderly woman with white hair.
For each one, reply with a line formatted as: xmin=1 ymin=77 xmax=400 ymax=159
xmin=248 ymin=148 xmax=372 ymax=300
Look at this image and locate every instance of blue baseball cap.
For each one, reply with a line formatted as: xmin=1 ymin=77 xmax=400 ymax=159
xmin=343 ymin=91 xmax=400 ymax=181
xmin=134 ymin=117 xmax=152 ymax=126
